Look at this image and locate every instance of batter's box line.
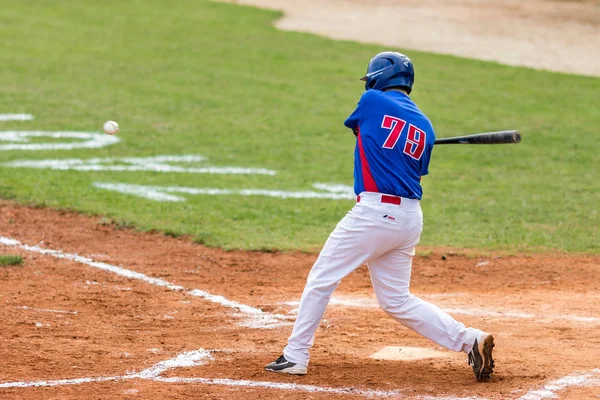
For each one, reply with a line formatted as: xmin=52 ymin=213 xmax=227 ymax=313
xmin=0 ymin=236 xmax=292 ymax=329
xmin=0 ymin=348 xmax=447 ymax=399
xmin=1 ymin=348 xmax=599 ymax=399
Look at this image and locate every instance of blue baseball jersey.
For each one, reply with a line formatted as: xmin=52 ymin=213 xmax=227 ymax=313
xmin=344 ymin=90 xmax=436 ymax=199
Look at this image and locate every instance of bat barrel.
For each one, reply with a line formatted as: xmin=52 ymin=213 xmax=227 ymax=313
xmin=434 ymin=130 xmax=521 ymax=145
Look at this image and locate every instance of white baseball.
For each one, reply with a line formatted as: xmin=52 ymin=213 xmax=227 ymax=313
xmin=103 ymin=120 xmax=119 ymax=135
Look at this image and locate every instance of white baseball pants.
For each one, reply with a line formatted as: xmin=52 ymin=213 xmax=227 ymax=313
xmin=283 ymin=192 xmax=481 ymax=366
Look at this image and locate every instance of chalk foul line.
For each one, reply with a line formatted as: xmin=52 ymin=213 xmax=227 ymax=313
xmin=0 ymin=236 xmax=290 ymax=329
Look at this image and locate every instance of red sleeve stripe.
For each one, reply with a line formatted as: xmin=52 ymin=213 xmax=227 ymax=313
xmin=357 ymin=129 xmax=379 ymax=192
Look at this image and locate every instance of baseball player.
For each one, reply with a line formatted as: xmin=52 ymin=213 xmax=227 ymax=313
xmin=266 ymin=51 xmax=495 ymax=382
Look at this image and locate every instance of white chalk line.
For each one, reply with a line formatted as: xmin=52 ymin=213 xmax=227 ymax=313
xmin=283 ymin=295 xmax=600 ymax=324
xmin=3 ymin=155 xmax=276 ymax=176
xmin=134 ymin=349 xmax=212 ymax=379
xmin=0 ymin=114 xmax=34 ymax=121
xmin=1 ymin=254 xmax=597 ymax=400
xmin=0 ymin=236 xmax=290 ymax=329
xmin=92 ymin=182 xmax=355 ymax=202
xmin=517 ymin=369 xmax=600 ymax=400
xmin=17 ymin=306 xmax=78 ymax=315
xmin=0 ymin=348 xmax=442 ymax=398
xmin=0 ymin=376 xmax=122 ymax=389
xmin=0 ymin=131 xmax=120 ymax=151
xmin=152 ymin=377 xmax=407 ymax=397
xmin=0 ymin=349 xmax=211 ymax=389
xmin=3 ymin=347 xmax=598 ymax=399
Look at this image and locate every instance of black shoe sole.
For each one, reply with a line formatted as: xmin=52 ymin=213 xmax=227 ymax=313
xmin=476 ymin=334 xmax=495 ymax=382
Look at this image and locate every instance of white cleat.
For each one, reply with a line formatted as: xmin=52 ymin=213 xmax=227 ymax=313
xmin=265 ymin=355 xmax=307 ymax=375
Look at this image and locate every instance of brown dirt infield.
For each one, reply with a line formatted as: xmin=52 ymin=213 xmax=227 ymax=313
xmin=1 ymin=201 xmax=599 ymax=399
xmin=220 ymin=0 xmax=600 ymax=77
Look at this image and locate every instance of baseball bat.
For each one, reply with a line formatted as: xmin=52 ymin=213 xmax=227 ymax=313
xmin=434 ymin=130 xmax=521 ymax=145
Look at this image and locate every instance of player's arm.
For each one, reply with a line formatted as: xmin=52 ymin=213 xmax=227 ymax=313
xmin=344 ymin=93 xmax=367 ymax=136
xmin=344 ymin=108 xmax=360 ymax=136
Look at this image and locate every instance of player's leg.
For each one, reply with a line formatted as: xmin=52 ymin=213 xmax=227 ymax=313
xmin=270 ymin=208 xmax=371 ymax=373
xmin=368 ymin=245 xmax=495 ymax=380
xmin=267 ymin=203 xmax=399 ymax=374
xmin=368 ymin=247 xmax=479 ymax=352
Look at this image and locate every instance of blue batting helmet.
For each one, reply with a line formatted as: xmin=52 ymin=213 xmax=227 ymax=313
xmin=360 ymin=52 xmax=415 ymax=94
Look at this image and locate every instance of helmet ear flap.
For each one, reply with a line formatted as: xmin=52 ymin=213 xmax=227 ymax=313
xmin=360 ymin=74 xmax=377 ymax=91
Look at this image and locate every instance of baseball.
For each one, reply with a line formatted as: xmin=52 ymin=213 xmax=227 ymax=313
xmin=103 ymin=120 xmax=119 ymax=135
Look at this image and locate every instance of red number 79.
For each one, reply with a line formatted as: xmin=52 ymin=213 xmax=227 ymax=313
xmin=381 ymin=115 xmax=426 ymax=160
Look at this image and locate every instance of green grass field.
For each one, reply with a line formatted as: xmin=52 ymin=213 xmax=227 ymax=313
xmin=1 ymin=0 xmax=599 ymax=252
xmin=0 ymin=255 xmax=23 ymax=267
